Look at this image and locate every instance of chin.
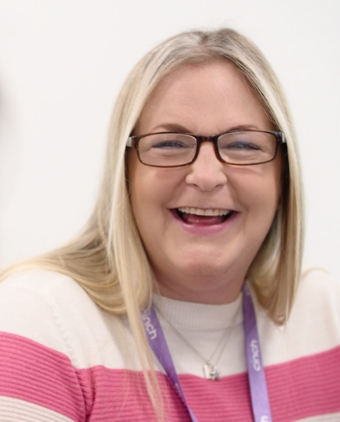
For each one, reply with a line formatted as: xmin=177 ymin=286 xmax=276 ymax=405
xmin=176 ymin=259 xmax=232 ymax=279
xmin=174 ymin=248 xmax=253 ymax=281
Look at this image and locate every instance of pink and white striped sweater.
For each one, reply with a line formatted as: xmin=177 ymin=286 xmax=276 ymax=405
xmin=0 ymin=269 xmax=339 ymax=421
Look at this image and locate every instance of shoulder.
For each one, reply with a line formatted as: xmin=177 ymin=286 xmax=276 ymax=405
xmin=0 ymin=271 xmax=102 ymax=419
xmin=300 ymin=267 xmax=340 ymax=289
xmin=0 ymin=272 xmax=138 ymax=419
xmin=294 ymin=268 xmax=340 ymax=313
xmin=0 ymin=270 xmax=113 ymax=361
xmin=0 ymin=268 xmax=87 ymax=298
xmin=0 ymin=269 xmax=134 ymax=369
xmin=286 ymin=268 xmax=340 ymax=352
xmin=256 ymin=269 xmax=340 ymax=366
xmin=0 ymin=269 xmax=98 ymax=333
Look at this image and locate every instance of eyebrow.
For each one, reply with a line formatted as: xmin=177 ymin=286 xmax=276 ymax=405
xmin=150 ymin=123 xmax=261 ymax=134
xmin=153 ymin=123 xmax=190 ymax=133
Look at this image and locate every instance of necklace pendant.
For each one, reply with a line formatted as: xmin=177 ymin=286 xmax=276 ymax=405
xmin=203 ymin=364 xmax=219 ymax=380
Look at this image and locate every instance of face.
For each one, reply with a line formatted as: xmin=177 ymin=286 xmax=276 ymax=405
xmin=127 ymin=60 xmax=282 ymax=304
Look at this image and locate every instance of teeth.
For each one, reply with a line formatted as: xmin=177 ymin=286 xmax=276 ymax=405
xmin=178 ymin=207 xmax=230 ymax=217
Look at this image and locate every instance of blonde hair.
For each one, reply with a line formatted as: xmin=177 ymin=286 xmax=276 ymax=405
xmin=1 ymin=27 xmax=304 ymax=416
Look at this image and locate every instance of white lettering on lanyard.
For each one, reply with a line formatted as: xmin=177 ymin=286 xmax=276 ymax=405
xmin=250 ymin=339 xmax=261 ymax=371
xmin=142 ymin=314 xmax=157 ymax=340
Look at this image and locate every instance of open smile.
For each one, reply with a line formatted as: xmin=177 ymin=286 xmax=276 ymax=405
xmin=174 ymin=207 xmax=235 ymax=225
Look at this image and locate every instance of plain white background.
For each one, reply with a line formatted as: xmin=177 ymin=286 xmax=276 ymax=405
xmin=0 ymin=1 xmax=339 ymax=278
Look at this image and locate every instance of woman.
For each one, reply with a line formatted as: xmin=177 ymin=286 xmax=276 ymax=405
xmin=0 ymin=28 xmax=339 ymax=422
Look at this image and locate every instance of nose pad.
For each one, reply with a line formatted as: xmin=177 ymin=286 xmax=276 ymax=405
xmin=197 ymin=137 xmax=221 ymax=162
xmin=185 ymin=142 xmax=227 ymax=191
xmin=196 ymin=141 xmax=219 ymax=162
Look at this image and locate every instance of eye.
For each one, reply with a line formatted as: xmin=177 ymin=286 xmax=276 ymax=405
xmin=223 ymin=141 xmax=260 ymax=151
xmin=152 ymin=140 xmax=189 ymax=149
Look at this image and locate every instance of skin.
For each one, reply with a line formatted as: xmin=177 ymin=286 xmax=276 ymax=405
xmin=127 ymin=60 xmax=282 ymax=305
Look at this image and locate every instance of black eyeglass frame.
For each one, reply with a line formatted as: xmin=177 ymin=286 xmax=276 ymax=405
xmin=126 ymin=130 xmax=286 ymax=168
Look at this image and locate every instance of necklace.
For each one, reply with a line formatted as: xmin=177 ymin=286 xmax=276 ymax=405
xmin=154 ymin=300 xmax=241 ymax=380
xmin=142 ymin=284 xmax=273 ymax=422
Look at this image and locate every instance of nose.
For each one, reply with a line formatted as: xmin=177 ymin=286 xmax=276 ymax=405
xmin=185 ymin=142 xmax=227 ymax=191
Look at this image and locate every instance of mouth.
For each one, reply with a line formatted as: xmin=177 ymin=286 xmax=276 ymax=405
xmin=174 ymin=207 xmax=234 ymax=225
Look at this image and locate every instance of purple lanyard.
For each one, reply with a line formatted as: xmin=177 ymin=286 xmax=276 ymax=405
xmin=142 ymin=284 xmax=272 ymax=422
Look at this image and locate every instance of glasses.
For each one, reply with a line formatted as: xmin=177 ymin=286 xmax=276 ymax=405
xmin=127 ymin=130 xmax=286 ymax=168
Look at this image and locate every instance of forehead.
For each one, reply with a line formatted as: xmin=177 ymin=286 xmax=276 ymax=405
xmin=136 ymin=60 xmax=271 ymax=135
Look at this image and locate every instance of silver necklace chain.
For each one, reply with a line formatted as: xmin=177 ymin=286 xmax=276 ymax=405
xmin=155 ymin=301 xmax=241 ymax=380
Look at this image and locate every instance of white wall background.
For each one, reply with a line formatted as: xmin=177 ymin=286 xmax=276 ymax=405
xmin=0 ymin=0 xmax=339 ymax=278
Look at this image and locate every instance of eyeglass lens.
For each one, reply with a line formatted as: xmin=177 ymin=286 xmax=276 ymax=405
xmin=137 ymin=131 xmax=278 ymax=167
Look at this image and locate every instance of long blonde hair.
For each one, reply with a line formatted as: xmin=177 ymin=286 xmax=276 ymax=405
xmin=1 ymin=27 xmax=304 ymax=416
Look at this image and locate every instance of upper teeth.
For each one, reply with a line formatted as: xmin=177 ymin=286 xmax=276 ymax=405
xmin=178 ymin=207 xmax=230 ymax=217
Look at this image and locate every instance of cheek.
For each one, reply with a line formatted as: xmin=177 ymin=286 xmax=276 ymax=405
xmin=127 ymin=155 xmax=180 ymax=230
xmin=128 ymin=153 xmax=187 ymax=213
xmin=230 ymin=165 xmax=282 ymax=215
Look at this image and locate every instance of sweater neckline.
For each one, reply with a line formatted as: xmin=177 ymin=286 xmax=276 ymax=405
xmin=153 ymin=293 xmax=243 ymax=331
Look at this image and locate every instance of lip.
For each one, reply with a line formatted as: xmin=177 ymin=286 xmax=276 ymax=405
xmin=177 ymin=207 xmax=231 ymax=217
xmin=170 ymin=208 xmax=239 ymax=235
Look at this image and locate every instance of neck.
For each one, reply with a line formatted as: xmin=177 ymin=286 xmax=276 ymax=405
xmin=154 ymin=270 xmax=244 ymax=305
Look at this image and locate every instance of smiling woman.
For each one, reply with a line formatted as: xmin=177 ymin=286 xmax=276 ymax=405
xmin=127 ymin=60 xmax=283 ymax=305
xmin=0 ymin=28 xmax=339 ymax=422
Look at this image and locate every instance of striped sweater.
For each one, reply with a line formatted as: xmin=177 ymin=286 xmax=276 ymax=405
xmin=0 ymin=269 xmax=339 ymax=421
